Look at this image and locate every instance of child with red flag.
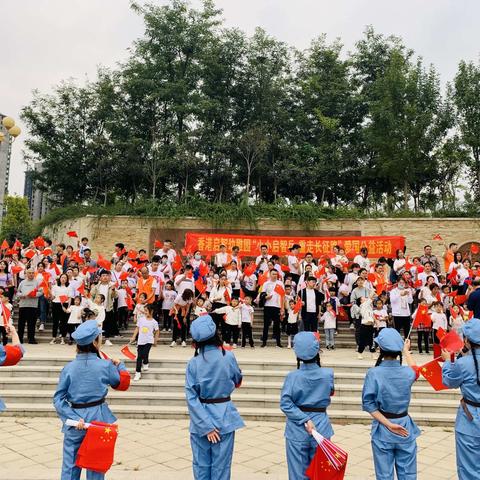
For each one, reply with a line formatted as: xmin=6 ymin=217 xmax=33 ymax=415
xmin=53 ymin=320 xmax=130 ymax=480
xmin=442 ymin=317 xmax=480 ymax=479
xmin=362 ymin=329 xmax=420 ymax=480
xmin=412 ymin=299 xmax=431 ymax=355
xmin=280 ymin=331 xmax=336 ymax=480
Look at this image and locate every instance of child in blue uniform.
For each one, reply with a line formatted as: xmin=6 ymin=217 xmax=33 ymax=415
xmin=53 ymin=320 xmax=129 ymax=480
xmin=442 ymin=317 xmax=480 ymax=479
xmin=185 ymin=314 xmax=244 ymax=480
xmin=362 ymin=328 xmax=420 ymax=480
xmin=280 ymin=331 xmax=334 ymax=480
xmin=0 ymin=325 xmax=24 ymax=412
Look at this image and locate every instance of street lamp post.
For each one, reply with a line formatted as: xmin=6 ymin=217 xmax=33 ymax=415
xmin=0 ymin=114 xmax=21 ymax=219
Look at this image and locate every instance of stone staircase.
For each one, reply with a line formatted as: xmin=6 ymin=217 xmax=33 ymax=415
xmin=0 ymin=355 xmax=460 ymax=426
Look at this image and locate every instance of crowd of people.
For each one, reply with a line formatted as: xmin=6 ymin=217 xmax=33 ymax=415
xmin=2 ymin=235 xmax=480 ymax=364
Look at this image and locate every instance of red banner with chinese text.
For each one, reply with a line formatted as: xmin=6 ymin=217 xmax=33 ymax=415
xmin=184 ymin=233 xmax=404 ymax=258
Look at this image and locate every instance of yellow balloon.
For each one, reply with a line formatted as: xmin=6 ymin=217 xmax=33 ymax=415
xmin=2 ymin=117 xmax=15 ymax=129
xmin=8 ymin=125 xmax=21 ymax=137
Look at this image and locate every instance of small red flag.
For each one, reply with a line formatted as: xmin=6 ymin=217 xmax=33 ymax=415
xmin=1 ymin=303 xmax=11 ymax=327
xmin=471 ymin=244 xmax=480 ymax=254
xmin=417 ymin=265 xmax=424 ymax=274
xmin=455 ymin=295 xmax=467 ymax=306
xmin=127 ymin=249 xmax=137 ymax=259
xmin=97 ymin=255 xmax=112 ymax=271
xmin=195 ymin=278 xmax=206 ymax=294
xmin=447 ymin=290 xmax=458 ymax=297
xmin=306 ymin=434 xmax=347 ymax=480
xmin=13 ymin=239 xmax=22 ymax=249
xmin=293 ymin=296 xmax=303 ymax=314
xmin=24 ymin=250 xmax=35 ymax=260
xmin=119 ymin=272 xmax=128 ymax=281
xmin=112 ymin=370 xmax=131 ymax=391
xmin=67 ymin=231 xmax=78 ymax=238
xmin=367 ymin=273 xmax=376 ymax=282
xmin=198 ymin=262 xmax=209 ymax=277
xmin=77 ymin=283 xmax=86 ymax=296
xmin=274 ymin=284 xmax=285 ymax=297
xmin=419 ymin=359 xmax=449 ymax=391
xmin=0 ymin=239 xmax=8 ymax=250
xmin=27 ymin=288 xmax=38 ymax=298
xmin=243 ymin=263 xmax=256 ymax=276
xmin=154 ymin=240 xmax=162 ymax=249
xmin=315 ymin=266 xmax=326 ymax=278
xmin=33 ymin=237 xmax=46 ymax=248
xmin=43 ymin=247 xmax=53 ymax=256
xmin=414 ymin=279 xmax=422 ymax=288
xmin=120 ymin=345 xmax=137 ymax=360
xmin=440 ymin=330 xmax=464 ymax=353
xmin=258 ymin=270 xmax=269 ymax=286
xmin=11 ymin=266 xmax=22 ymax=275
xmin=75 ymin=422 xmax=118 ymax=474
xmin=281 ymin=264 xmax=290 ymax=273
xmin=432 ymin=234 xmax=443 ymax=241
xmin=172 ymin=254 xmax=182 ymax=272
xmin=412 ymin=305 xmax=432 ymax=328
xmin=126 ymin=295 xmax=134 ymax=311
xmin=59 ymin=295 xmax=69 ymax=304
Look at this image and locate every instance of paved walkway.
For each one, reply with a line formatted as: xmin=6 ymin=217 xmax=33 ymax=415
xmin=0 ymin=417 xmax=457 ymax=479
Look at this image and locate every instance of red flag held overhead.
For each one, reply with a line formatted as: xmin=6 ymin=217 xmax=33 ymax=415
xmin=419 ymin=359 xmax=449 ymax=391
xmin=120 ymin=345 xmax=137 ymax=360
xmin=67 ymin=231 xmax=78 ymax=238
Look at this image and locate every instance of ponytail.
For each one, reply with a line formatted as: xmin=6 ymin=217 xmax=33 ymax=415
xmin=471 ymin=342 xmax=480 ymax=386
xmin=297 ymin=353 xmax=321 ymax=369
xmin=375 ymin=350 xmax=402 ymax=367
xmin=193 ymin=331 xmax=224 ymax=358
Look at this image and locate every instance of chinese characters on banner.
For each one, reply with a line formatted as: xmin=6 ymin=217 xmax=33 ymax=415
xmin=184 ymin=233 xmax=405 ymax=258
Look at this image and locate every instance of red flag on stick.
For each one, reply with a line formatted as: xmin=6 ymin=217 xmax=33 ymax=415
xmin=59 ymin=295 xmax=69 ymax=304
xmin=439 ymin=330 xmax=464 ymax=353
xmin=198 ymin=262 xmax=209 ymax=277
xmin=75 ymin=422 xmax=118 ymax=474
xmin=274 ymin=284 xmax=285 ymax=297
xmin=1 ymin=345 xmax=23 ymax=366
xmin=1 ymin=303 xmax=11 ymax=327
xmin=27 ymin=288 xmax=38 ymax=298
xmin=172 ymin=254 xmax=182 ymax=272
xmin=243 ymin=263 xmax=256 ymax=276
xmin=0 ymin=239 xmax=8 ymax=250
xmin=432 ymin=234 xmax=443 ymax=241
xmin=154 ymin=240 xmax=162 ymax=249
xmin=306 ymin=431 xmax=348 ymax=480
xmin=419 ymin=359 xmax=449 ymax=391
xmin=120 ymin=345 xmax=136 ymax=360
xmin=293 ymin=297 xmax=303 ymax=314
xmin=412 ymin=305 xmax=432 ymax=328
xmin=471 ymin=244 xmax=480 ymax=254
xmin=224 ymin=289 xmax=231 ymax=304
xmin=67 ymin=231 xmax=78 ymax=238
xmin=97 ymin=255 xmax=112 ymax=271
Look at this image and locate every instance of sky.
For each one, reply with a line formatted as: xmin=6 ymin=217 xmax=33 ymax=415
xmin=2 ymin=0 xmax=479 ymax=196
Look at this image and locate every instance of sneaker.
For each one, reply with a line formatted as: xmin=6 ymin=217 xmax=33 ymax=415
xmin=261 ymin=343 xmax=266 ymax=348
xmin=49 ymin=338 xmax=56 ymax=345
xmin=287 ymin=344 xmax=291 ymax=349
xmin=143 ymin=364 xmax=149 ymax=372
xmin=39 ymin=324 xmax=45 ymax=331
xmin=276 ymin=344 xmax=283 ymax=348
xmin=232 ymin=344 xmax=237 ymax=349
xmin=170 ymin=341 xmax=176 ymax=347
xmin=162 ymin=328 xmax=167 ymax=332
xmin=168 ymin=329 xmax=172 ymax=332
xmin=105 ymin=339 xmax=113 ymax=346
xmin=181 ymin=341 xmax=187 ymax=347
xmin=133 ymin=372 xmax=141 ymax=381
xmin=60 ymin=338 xmax=65 ymax=345
xmin=331 ymin=345 xmax=335 ymax=350
xmin=357 ymin=354 xmax=364 ymax=360
xmin=349 ymin=324 xmax=354 ymax=330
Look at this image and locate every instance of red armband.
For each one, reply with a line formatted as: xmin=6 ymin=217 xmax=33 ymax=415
xmin=2 ymin=345 xmax=23 ymax=366
xmin=235 ymin=378 xmax=242 ymax=389
xmin=113 ymin=370 xmax=131 ymax=391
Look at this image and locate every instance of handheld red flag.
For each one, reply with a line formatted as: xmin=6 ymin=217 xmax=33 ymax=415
xmin=306 ymin=430 xmax=348 ymax=480
xmin=0 ymin=239 xmax=8 ymax=250
xmin=224 ymin=289 xmax=231 ymax=304
xmin=27 ymin=288 xmax=38 ymax=298
xmin=258 ymin=270 xmax=269 ymax=286
xmin=455 ymin=295 xmax=467 ymax=306
xmin=1 ymin=303 xmax=11 ymax=326
xmin=11 ymin=266 xmax=22 ymax=275
xmin=59 ymin=295 xmax=69 ymax=304
xmin=77 ymin=283 xmax=86 ymax=296
xmin=414 ymin=279 xmax=422 ymax=288
xmin=367 ymin=273 xmax=376 ymax=283
xmin=112 ymin=370 xmax=131 ymax=391
xmin=33 ymin=237 xmax=46 ymax=248
xmin=13 ymin=239 xmax=22 ymax=249
xmin=274 ymin=284 xmax=285 ymax=297
xmin=119 ymin=272 xmax=128 ymax=281
xmin=243 ymin=263 xmax=256 ymax=276
xmin=419 ymin=359 xmax=449 ymax=391
xmin=417 ymin=265 xmax=424 ymax=274
xmin=471 ymin=244 xmax=480 ymax=254
xmin=439 ymin=330 xmax=464 ymax=353
xmin=412 ymin=305 xmax=432 ymax=328
xmin=24 ymin=250 xmax=35 ymax=260
xmin=195 ymin=278 xmax=207 ymax=294
xmin=43 ymin=247 xmax=53 ymax=256
xmin=67 ymin=231 xmax=78 ymax=238
xmin=314 ymin=266 xmax=326 ymax=278
xmin=198 ymin=262 xmax=209 ymax=277
xmin=432 ymin=234 xmax=443 ymax=241
xmin=97 ymin=255 xmax=112 ymax=271
xmin=75 ymin=422 xmax=118 ymax=474
xmin=0 ymin=345 xmax=23 ymax=366
xmin=172 ymin=254 xmax=182 ymax=272
xmin=127 ymin=249 xmax=137 ymax=259
xmin=120 ymin=345 xmax=137 ymax=360
xmin=281 ymin=264 xmax=290 ymax=273
xmin=154 ymin=240 xmax=162 ymax=249
xmin=293 ymin=297 xmax=303 ymax=314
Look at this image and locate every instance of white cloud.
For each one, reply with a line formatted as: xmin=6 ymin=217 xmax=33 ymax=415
xmin=3 ymin=0 xmax=479 ymax=196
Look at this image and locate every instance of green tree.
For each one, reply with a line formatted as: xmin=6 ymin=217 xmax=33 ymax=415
xmin=1 ymin=196 xmax=32 ymax=242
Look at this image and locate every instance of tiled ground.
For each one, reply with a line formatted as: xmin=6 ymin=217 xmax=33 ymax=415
xmin=0 ymin=417 xmax=457 ymax=479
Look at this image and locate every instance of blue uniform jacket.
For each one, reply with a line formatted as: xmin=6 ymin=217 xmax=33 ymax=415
xmin=362 ymin=360 xmax=420 ymax=443
xmin=442 ymin=352 xmax=480 ymax=436
xmin=280 ymin=363 xmax=334 ymax=441
xmin=53 ymin=352 xmax=127 ymax=431
xmin=185 ymin=345 xmax=245 ymax=437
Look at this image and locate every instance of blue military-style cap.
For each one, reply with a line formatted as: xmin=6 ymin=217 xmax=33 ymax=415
xmin=293 ymin=332 xmax=320 ymax=360
xmin=375 ymin=328 xmax=404 ymax=352
xmin=190 ymin=315 xmax=216 ymax=342
xmin=463 ymin=318 xmax=480 ymax=344
xmin=71 ymin=320 xmax=102 ymax=346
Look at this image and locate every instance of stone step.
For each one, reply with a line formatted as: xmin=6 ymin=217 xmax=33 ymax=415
xmin=0 ymin=377 xmax=461 ymax=400
xmin=1 ymin=403 xmax=455 ymax=426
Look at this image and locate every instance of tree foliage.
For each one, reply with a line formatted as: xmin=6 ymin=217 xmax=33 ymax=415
xmin=20 ymin=1 xmax=478 ymax=214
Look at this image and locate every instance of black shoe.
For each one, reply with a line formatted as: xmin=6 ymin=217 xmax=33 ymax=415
xmin=28 ymin=340 xmax=38 ymax=344
xmin=276 ymin=344 xmax=283 ymax=348
xmin=261 ymin=343 xmax=266 ymax=348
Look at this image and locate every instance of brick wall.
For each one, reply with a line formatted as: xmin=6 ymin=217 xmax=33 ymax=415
xmin=42 ymin=215 xmax=480 ymax=260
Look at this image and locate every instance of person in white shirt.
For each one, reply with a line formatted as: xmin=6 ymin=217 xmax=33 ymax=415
xmin=417 ymin=262 xmax=438 ymax=286
xmin=155 ymin=240 xmax=177 ymax=264
xmin=211 ymin=297 xmax=242 ymax=347
xmin=299 ymin=253 xmax=318 ymax=276
xmin=158 ymin=255 xmax=173 ymax=281
xmin=255 ymin=244 xmax=271 ymax=274
xmin=259 ymin=269 xmax=284 ymax=348
xmin=344 ymin=263 xmax=361 ymax=293
xmin=161 ymin=281 xmax=176 ymax=331
xmin=116 ymin=280 xmax=130 ymax=330
xmin=66 ymin=296 xmax=83 ymax=344
xmin=354 ymin=247 xmax=370 ymax=271
xmin=241 ymin=270 xmax=257 ymax=298
xmin=226 ymin=261 xmax=241 ymax=297
xmin=50 ymin=273 xmax=71 ymax=345
xmin=321 ymin=302 xmax=337 ymax=349
xmin=171 ymin=289 xmax=194 ymax=347
xmin=373 ymin=298 xmax=389 ymax=334
xmin=287 ymin=244 xmax=301 ymax=284
xmin=208 ymin=275 xmax=232 ymax=325
xmin=240 ymin=296 xmax=255 ymax=348
xmin=390 ymin=278 xmax=414 ymax=338
xmin=430 ymin=301 xmax=448 ymax=350
xmin=231 ymin=246 xmax=242 ymax=269
xmin=174 ymin=265 xmax=195 ymax=296
xmin=193 ymin=297 xmax=208 ymax=318
xmin=393 ymin=249 xmax=407 ymax=279
xmin=286 ymin=299 xmax=299 ymax=349
xmin=214 ymin=244 xmax=230 ymax=269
